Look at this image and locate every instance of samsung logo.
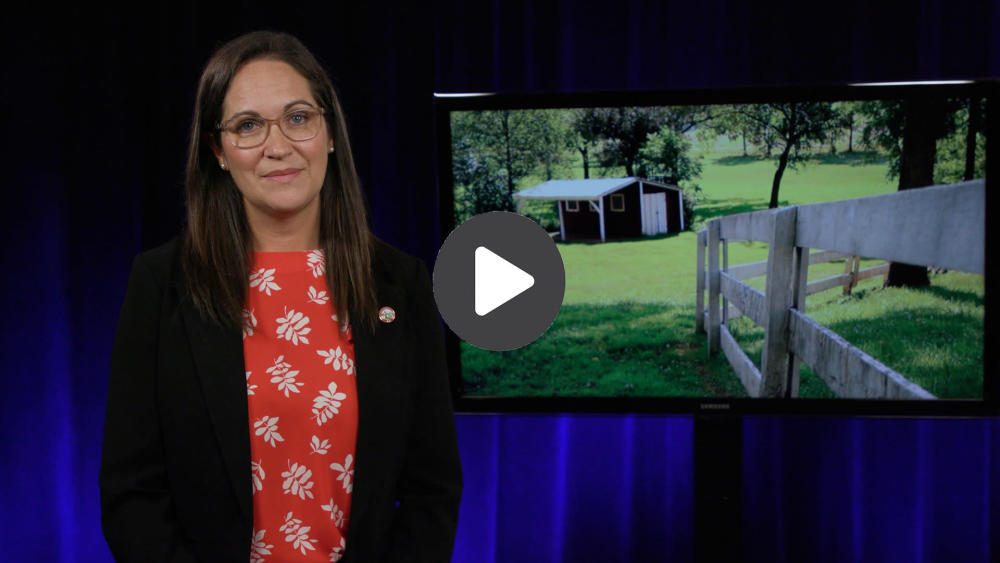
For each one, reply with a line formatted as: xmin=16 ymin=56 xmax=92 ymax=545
xmin=700 ymin=403 xmax=731 ymax=410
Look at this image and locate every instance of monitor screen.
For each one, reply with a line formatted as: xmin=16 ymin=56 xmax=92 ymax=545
xmin=433 ymin=82 xmax=996 ymax=415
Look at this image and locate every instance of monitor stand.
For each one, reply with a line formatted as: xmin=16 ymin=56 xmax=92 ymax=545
xmin=694 ymin=413 xmax=742 ymax=561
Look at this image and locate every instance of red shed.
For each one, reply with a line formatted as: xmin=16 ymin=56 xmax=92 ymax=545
xmin=514 ymin=177 xmax=684 ymax=242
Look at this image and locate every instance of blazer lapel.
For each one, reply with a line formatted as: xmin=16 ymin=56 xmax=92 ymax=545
xmin=348 ymin=273 xmax=406 ymax=538
xmin=179 ymin=302 xmax=253 ymax=521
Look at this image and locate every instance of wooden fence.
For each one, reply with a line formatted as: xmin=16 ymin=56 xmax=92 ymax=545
xmin=700 ymin=251 xmax=889 ymax=323
xmin=695 ymin=180 xmax=985 ymax=399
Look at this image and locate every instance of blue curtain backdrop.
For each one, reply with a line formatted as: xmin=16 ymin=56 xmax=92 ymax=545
xmin=1 ymin=1 xmax=998 ymax=561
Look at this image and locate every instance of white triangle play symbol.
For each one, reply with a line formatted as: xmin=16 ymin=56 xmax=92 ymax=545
xmin=475 ymin=246 xmax=535 ymax=316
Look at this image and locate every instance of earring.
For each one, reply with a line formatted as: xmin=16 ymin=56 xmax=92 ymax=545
xmin=328 ymin=146 xmax=335 ymax=154
xmin=220 ymin=162 xmax=227 ymax=170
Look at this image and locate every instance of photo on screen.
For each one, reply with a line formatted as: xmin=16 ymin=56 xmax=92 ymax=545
xmin=438 ymin=85 xmax=990 ymax=408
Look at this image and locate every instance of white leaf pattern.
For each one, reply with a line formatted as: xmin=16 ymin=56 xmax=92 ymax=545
xmin=250 ymin=528 xmax=274 ymax=563
xmin=242 ymin=308 xmax=257 ymax=340
xmin=266 ymin=356 xmax=302 ymax=397
xmin=281 ymin=460 xmax=315 ymax=500
xmin=251 ymin=459 xmax=265 ymax=494
xmin=279 ymin=512 xmax=318 ymax=556
xmin=331 ymin=314 xmax=350 ymax=335
xmin=310 ymin=435 xmax=331 ymax=455
xmin=246 ymin=371 xmax=257 ymax=396
xmin=316 ymin=346 xmax=354 ymax=375
xmin=330 ymin=537 xmax=346 ymax=562
xmin=330 ymin=454 xmax=354 ymax=494
xmin=245 ymin=251 xmax=358 ymax=559
xmin=307 ymin=285 xmax=329 ymax=305
xmin=311 ymin=381 xmax=347 ymax=426
xmin=320 ymin=498 xmax=345 ymax=528
xmin=276 ymin=307 xmax=311 ymax=345
xmin=249 ymin=268 xmax=282 ymax=295
xmin=307 ymin=250 xmax=325 ymax=277
xmin=253 ymin=416 xmax=284 ymax=447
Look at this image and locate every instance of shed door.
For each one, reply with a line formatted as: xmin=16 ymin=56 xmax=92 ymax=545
xmin=642 ymin=192 xmax=668 ymax=235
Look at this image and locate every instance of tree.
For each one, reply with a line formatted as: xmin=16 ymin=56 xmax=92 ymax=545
xmin=711 ymin=105 xmax=754 ymax=157
xmin=659 ymin=105 xmax=719 ymax=135
xmin=732 ymin=102 xmax=839 ymax=208
xmin=573 ymin=106 xmax=717 ymax=177
xmin=573 ymin=107 xmax=667 ymax=176
xmin=636 ymin=127 xmax=702 ymax=185
xmin=450 ymin=110 xmax=554 ymax=221
xmin=963 ymin=98 xmax=985 ymax=181
xmin=636 ymin=126 xmax=704 ymax=231
xmin=535 ymin=111 xmax=574 ymax=181
xmin=889 ymin=98 xmax=953 ymax=286
xmin=859 ymin=97 xmax=965 ymax=286
xmin=858 ymin=100 xmax=905 ymax=177
xmin=934 ymin=99 xmax=986 ymax=185
xmin=568 ymin=109 xmax=602 ymax=179
xmin=839 ymin=101 xmax=865 ymax=154
xmin=824 ymin=102 xmax=869 ymax=155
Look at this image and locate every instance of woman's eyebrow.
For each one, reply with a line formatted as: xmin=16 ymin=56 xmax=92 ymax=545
xmin=283 ymin=99 xmax=315 ymax=110
xmin=224 ymin=100 xmax=316 ymax=121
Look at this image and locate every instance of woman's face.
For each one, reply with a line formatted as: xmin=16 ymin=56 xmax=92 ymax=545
xmin=213 ymin=58 xmax=333 ymax=225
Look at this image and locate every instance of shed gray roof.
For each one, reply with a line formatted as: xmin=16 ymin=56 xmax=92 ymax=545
xmin=514 ymin=177 xmax=679 ymax=201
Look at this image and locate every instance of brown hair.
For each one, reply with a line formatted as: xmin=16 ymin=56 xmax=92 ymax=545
xmin=181 ymin=30 xmax=376 ymax=332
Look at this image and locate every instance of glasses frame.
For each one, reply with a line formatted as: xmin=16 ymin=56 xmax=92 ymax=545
xmin=216 ymin=106 xmax=327 ymax=149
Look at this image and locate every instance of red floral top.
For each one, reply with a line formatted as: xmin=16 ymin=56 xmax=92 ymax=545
xmin=242 ymin=250 xmax=358 ymax=562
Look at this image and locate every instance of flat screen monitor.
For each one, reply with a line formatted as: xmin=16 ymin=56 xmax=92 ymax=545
xmin=433 ymin=81 xmax=997 ymax=415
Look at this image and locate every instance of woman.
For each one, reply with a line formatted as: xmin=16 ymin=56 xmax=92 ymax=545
xmin=100 ymin=31 xmax=462 ymax=562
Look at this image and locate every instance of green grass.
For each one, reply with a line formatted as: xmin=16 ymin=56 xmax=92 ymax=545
xmin=461 ymin=302 xmax=745 ymax=397
xmin=459 ymin=142 xmax=984 ymax=400
xmin=726 ymin=272 xmax=984 ymax=398
xmin=693 ymin=148 xmax=896 ymax=230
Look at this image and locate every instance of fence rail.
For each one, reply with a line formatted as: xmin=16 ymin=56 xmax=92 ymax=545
xmin=695 ymin=180 xmax=984 ymax=399
xmin=701 ymin=255 xmax=889 ymax=326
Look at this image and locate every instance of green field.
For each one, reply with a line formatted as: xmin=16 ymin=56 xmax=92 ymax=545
xmin=460 ymin=141 xmax=984 ymax=399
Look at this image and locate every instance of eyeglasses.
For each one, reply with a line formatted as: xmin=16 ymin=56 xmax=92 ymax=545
xmin=217 ymin=106 xmax=326 ymax=148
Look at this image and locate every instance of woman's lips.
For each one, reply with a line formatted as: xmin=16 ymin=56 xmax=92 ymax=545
xmin=263 ymin=169 xmax=301 ymax=183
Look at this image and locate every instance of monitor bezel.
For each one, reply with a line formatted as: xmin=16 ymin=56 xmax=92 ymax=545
xmin=432 ymin=80 xmax=998 ymax=416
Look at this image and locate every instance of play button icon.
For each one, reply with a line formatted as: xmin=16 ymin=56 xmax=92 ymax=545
xmin=433 ymin=212 xmax=565 ymax=351
xmin=475 ymin=247 xmax=534 ymax=316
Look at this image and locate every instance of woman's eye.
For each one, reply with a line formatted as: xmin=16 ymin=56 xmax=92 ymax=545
xmin=235 ymin=119 xmax=262 ymax=133
xmin=286 ymin=111 xmax=311 ymax=126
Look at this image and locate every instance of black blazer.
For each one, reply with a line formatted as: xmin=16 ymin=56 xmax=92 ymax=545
xmin=100 ymin=238 xmax=462 ymax=562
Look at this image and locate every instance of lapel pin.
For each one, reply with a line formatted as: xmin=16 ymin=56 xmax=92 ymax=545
xmin=378 ymin=306 xmax=396 ymax=323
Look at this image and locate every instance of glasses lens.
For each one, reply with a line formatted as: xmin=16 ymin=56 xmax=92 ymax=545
xmin=229 ymin=117 xmax=265 ymax=148
xmin=279 ymin=108 xmax=323 ymax=141
xmin=223 ymin=108 xmax=323 ymax=148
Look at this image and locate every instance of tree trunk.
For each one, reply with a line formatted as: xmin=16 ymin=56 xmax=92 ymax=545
xmin=886 ymin=97 xmax=943 ymax=287
xmin=847 ymin=111 xmax=854 ymax=153
xmin=742 ymin=129 xmax=747 ymax=156
xmin=579 ymin=147 xmax=590 ymax=179
xmin=624 ymin=158 xmax=634 ymax=177
xmin=964 ymin=98 xmax=980 ymax=181
xmin=501 ymin=112 xmax=515 ymax=209
xmin=769 ymin=142 xmax=792 ymax=208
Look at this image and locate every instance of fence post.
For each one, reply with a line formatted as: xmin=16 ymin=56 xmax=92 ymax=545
xmin=851 ymin=257 xmax=861 ymax=293
xmin=722 ymin=238 xmax=729 ymax=325
xmin=788 ymin=244 xmax=810 ymax=397
xmin=696 ymin=230 xmax=706 ymax=334
xmin=707 ymin=220 xmax=721 ymax=354
xmin=760 ymin=208 xmax=797 ymax=397
xmin=842 ymin=256 xmax=860 ymax=295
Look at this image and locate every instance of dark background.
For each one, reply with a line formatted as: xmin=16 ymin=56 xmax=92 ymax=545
xmin=1 ymin=1 xmax=997 ymax=561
